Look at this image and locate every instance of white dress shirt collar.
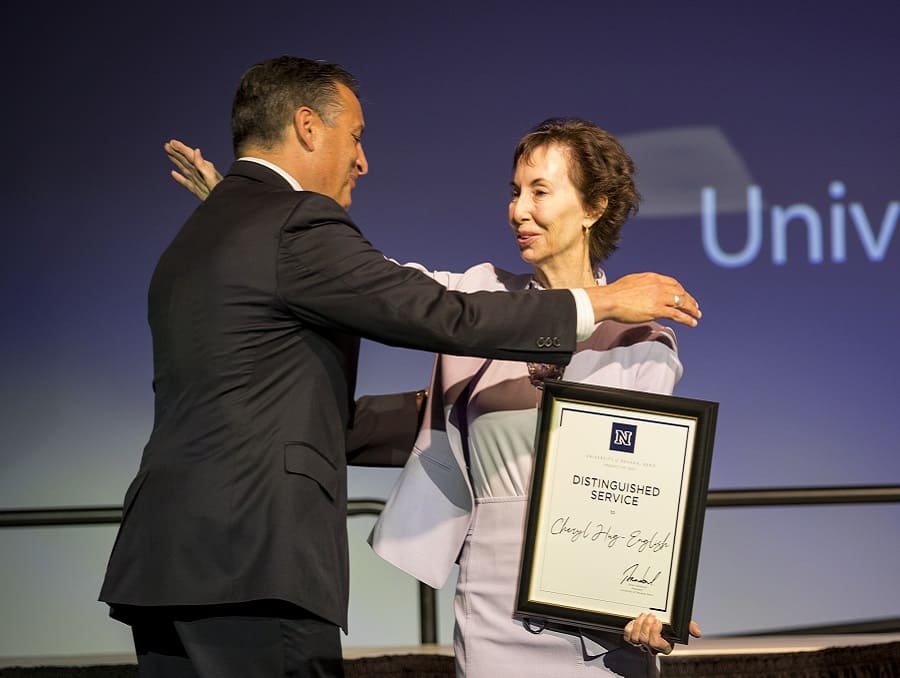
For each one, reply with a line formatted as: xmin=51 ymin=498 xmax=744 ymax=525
xmin=237 ymin=156 xmax=303 ymax=191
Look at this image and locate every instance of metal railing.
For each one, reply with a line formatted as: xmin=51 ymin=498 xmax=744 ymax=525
xmin=0 ymin=498 xmax=439 ymax=642
xmin=705 ymin=485 xmax=900 ymax=507
xmin=2 ymin=485 xmax=900 ymax=642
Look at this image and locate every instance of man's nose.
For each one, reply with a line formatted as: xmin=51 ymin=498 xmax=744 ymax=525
xmin=356 ymin=145 xmax=369 ymax=175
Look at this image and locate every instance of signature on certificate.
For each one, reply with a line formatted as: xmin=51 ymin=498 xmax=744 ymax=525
xmin=620 ymin=563 xmax=662 ymax=587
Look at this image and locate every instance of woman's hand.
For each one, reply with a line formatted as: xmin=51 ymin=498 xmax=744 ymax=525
xmin=164 ymin=139 xmax=223 ymax=201
xmin=623 ymin=613 xmax=702 ymax=655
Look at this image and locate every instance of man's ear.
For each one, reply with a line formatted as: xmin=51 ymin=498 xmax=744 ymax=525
xmin=293 ymin=107 xmax=317 ymax=152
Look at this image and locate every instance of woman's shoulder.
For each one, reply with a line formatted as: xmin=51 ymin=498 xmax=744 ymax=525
xmin=584 ymin=320 xmax=678 ymax=352
xmin=456 ymin=262 xmax=532 ymax=292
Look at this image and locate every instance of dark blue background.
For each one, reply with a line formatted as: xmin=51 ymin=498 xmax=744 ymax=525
xmin=3 ymin=0 xmax=898 ymax=643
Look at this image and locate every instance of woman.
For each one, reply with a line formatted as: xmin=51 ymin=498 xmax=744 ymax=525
xmin=371 ymin=119 xmax=697 ymax=677
xmin=165 ymin=118 xmax=700 ymax=676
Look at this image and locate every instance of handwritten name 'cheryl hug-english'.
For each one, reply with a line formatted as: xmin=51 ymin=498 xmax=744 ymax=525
xmin=548 ymin=516 xmax=672 ymax=554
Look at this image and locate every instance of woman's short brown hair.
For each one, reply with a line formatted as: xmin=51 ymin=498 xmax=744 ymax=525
xmin=513 ymin=118 xmax=640 ymax=265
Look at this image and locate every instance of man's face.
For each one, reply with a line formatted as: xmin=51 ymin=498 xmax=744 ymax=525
xmin=315 ymin=83 xmax=368 ymax=209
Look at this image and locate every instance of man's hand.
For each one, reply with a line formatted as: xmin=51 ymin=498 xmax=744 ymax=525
xmin=586 ymin=272 xmax=701 ymax=327
xmin=164 ymin=139 xmax=223 ymax=201
xmin=624 ymin=613 xmax=702 ymax=655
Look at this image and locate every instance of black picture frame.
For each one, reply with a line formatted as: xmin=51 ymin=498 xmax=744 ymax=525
xmin=515 ymin=380 xmax=718 ymax=644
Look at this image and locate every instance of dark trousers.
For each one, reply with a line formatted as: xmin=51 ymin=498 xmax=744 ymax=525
xmin=128 ymin=602 xmax=344 ymax=678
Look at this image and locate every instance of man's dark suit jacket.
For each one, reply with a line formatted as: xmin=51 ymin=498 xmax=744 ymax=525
xmin=99 ymin=160 xmax=577 ymax=631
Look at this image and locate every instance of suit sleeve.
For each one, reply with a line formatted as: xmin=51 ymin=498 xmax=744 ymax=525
xmin=345 ymin=391 xmax=421 ymax=467
xmin=276 ymin=194 xmax=576 ymax=364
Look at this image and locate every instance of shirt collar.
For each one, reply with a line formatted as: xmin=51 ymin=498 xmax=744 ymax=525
xmin=528 ymin=268 xmax=607 ymax=290
xmin=237 ymin=157 xmax=303 ymax=191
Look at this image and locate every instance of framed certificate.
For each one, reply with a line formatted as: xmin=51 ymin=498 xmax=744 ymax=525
xmin=515 ymin=381 xmax=718 ymax=644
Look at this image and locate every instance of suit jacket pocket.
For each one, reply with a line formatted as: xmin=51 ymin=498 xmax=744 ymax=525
xmin=284 ymin=442 xmax=338 ymax=502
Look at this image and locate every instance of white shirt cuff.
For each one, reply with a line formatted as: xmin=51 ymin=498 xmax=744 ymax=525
xmin=570 ymin=289 xmax=595 ymax=341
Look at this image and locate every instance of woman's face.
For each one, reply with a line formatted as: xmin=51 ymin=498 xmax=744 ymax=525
xmin=509 ymin=143 xmax=593 ymax=272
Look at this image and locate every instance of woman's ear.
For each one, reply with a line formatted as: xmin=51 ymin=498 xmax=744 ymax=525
xmin=584 ymin=195 xmax=609 ymax=227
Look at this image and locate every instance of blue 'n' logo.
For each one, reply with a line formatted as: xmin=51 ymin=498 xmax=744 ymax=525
xmin=610 ymin=423 xmax=637 ymax=453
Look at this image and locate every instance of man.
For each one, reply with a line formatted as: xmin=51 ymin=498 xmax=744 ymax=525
xmin=100 ymin=56 xmax=700 ymax=678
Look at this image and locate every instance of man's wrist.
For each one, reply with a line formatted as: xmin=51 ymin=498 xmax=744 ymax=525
xmin=569 ymin=288 xmax=596 ymax=341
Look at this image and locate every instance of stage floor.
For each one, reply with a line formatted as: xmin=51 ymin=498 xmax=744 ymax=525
xmin=2 ymin=632 xmax=899 ymax=668
xmin=667 ymin=632 xmax=900 ymax=656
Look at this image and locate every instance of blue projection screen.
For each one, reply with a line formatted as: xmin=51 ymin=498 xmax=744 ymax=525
xmin=3 ymin=0 xmax=898 ymax=657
